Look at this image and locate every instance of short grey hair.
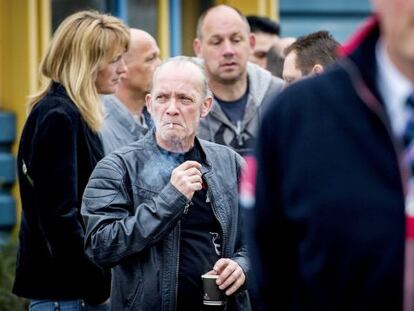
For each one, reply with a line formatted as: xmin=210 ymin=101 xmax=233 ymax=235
xmin=151 ymin=56 xmax=212 ymax=98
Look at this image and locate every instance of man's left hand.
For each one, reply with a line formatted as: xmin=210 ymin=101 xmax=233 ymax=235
xmin=212 ymin=258 xmax=246 ymax=296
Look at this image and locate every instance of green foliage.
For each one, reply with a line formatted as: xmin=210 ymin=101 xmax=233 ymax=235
xmin=0 ymin=238 xmax=27 ymax=311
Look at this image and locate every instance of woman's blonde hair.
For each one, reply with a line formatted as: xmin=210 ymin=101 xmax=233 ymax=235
xmin=29 ymin=10 xmax=130 ymax=132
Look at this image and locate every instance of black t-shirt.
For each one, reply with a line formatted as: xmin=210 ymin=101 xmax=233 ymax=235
xmin=214 ymin=90 xmax=255 ymax=156
xmin=215 ymin=91 xmax=248 ymax=126
xmin=176 ymin=145 xmax=223 ymax=311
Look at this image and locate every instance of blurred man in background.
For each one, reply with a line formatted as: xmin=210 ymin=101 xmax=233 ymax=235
xmin=246 ymin=15 xmax=280 ymax=69
xmin=283 ymin=30 xmax=339 ymax=84
xmin=249 ymin=0 xmax=414 ymax=309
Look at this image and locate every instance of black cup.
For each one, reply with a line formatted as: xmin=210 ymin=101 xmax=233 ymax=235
xmin=201 ymin=274 xmax=225 ymax=306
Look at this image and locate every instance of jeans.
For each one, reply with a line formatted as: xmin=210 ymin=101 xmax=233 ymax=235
xmin=29 ymin=299 xmax=109 ymax=311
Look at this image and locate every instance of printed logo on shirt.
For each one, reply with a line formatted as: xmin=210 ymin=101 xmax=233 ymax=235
xmin=209 ymin=232 xmax=221 ymax=256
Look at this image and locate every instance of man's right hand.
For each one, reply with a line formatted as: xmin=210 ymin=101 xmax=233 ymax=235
xmin=171 ymin=161 xmax=202 ymax=200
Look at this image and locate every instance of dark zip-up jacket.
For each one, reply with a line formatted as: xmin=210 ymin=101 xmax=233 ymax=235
xmin=251 ymin=17 xmax=406 ymax=310
xmin=13 ymin=82 xmax=110 ymax=304
xmin=81 ymin=131 xmax=251 ymax=310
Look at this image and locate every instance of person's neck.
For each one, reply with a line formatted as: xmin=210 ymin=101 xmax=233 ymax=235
xmin=209 ymin=74 xmax=248 ymax=101
xmin=387 ymin=45 xmax=414 ymax=84
xmin=116 ymin=88 xmax=146 ymax=116
xmin=156 ymin=135 xmax=195 ymax=154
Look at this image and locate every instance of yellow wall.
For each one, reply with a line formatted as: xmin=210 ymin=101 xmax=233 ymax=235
xmin=0 ymin=0 xmax=51 ymax=228
xmin=157 ymin=0 xmax=170 ymax=59
xmin=181 ymin=0 xmax=202 ymax=56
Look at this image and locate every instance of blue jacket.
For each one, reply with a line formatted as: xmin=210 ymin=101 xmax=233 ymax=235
xmin=251 ymin=17 xmax=405 ymax=310
xmin=81 ymin=131 xmax=251 ymax=310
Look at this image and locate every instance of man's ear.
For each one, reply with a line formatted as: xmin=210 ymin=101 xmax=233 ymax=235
xmin=200 ymin=96 xmax=213 ymax=118
xmin=193 ymin=38 xmax=202 ymax=58
xmin=249 ymin=33 xmax=256 ymax=50
xmin=312 ymin=64 xmax=324 ymax=75
xmin=145 ymin=94 xmax=152 ymax=114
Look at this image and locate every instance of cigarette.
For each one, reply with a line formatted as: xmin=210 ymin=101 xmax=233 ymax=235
xmin=169 ymin=123 xmax=173 ymax=129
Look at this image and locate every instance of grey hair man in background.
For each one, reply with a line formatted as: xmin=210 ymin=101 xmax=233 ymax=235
xmin=100 ymin=28 xmax=161 ymax=154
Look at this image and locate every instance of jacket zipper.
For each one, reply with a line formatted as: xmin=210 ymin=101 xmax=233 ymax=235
xmin=207 ymin=188 xmax=229 ymax=311
xmin=207 ymin=187 xmax=226 ymax=258
xmin=174 ymin=221 xmax=181 ymax=311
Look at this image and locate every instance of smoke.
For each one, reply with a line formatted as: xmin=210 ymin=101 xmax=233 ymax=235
xmin=139 ymin=148 xmax=185 ymax=186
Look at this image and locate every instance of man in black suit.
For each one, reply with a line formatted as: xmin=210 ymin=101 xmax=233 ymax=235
xmin=247 ymin=0 xmax=414 ymax=309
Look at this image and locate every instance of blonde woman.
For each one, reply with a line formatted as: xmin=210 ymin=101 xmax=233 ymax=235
xmin=13 ymin=11 xmax=129 ymax=311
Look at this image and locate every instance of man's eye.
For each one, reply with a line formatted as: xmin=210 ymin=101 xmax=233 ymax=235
xmin=146 ymin=54 xmax=157 ymax=62
xmin=181 ymin=97 xmax=193 ymax=105
xmin=210 ymin=39 xmax=221 ymax=45
xmin=232 ymin=37 xmax=242 ymax=43
xmin=156 ymin=95 xmax=168 ymax=103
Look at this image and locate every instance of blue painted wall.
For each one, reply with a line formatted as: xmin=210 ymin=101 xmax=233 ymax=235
xmin=280 ymin=0 xmax=372 ymax=43
xmin=170 ymin=0 xmax=182 ymax=56
xmin=0 ymin=111 xmax=16 ymax=244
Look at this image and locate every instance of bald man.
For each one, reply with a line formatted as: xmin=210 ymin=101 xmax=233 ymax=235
xmin=100 ymin=28 xmax=161 ymax=154
xmin=193 ymin=5 xmax=284 ymax=156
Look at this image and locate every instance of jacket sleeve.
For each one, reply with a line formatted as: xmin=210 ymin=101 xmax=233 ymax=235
xmin=230 ymin=153 xmax=250 ymax=283
xmin=81 ymin=155 xmax=190 ymax=268
xmin=32 ymin=108 xmax=93 ymax=268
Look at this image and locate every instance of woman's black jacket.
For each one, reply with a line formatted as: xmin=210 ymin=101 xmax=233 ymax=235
xmin=12 ymin=83 xmax=110 ymax=304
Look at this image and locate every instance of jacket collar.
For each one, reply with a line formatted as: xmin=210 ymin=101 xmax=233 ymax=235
xmin=142 ymin=128 xmax=212 ymax=172
xmin=338 ymin=16 xmax=408 ymax=195
xmin=50 ymin=81 xmax=68 ymax=97
xmin=339 ymin=16 xmax=382 ymax=102
xmin=339 ymin=15 xmax=379 ymax=58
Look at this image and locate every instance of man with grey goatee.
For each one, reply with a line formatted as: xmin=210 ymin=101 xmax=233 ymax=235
xmin=81 ymin=57 xmax=250 ymax=310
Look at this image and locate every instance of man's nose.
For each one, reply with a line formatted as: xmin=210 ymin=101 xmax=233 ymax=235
xmin=222 ymin=40 xmax=235 ymax=56
xmin=166 ymin=97 xmax=179 ymax=115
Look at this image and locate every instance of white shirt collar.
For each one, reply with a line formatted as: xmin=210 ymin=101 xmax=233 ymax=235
xmin=376 ymin=40 xmax=414 ymax=136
